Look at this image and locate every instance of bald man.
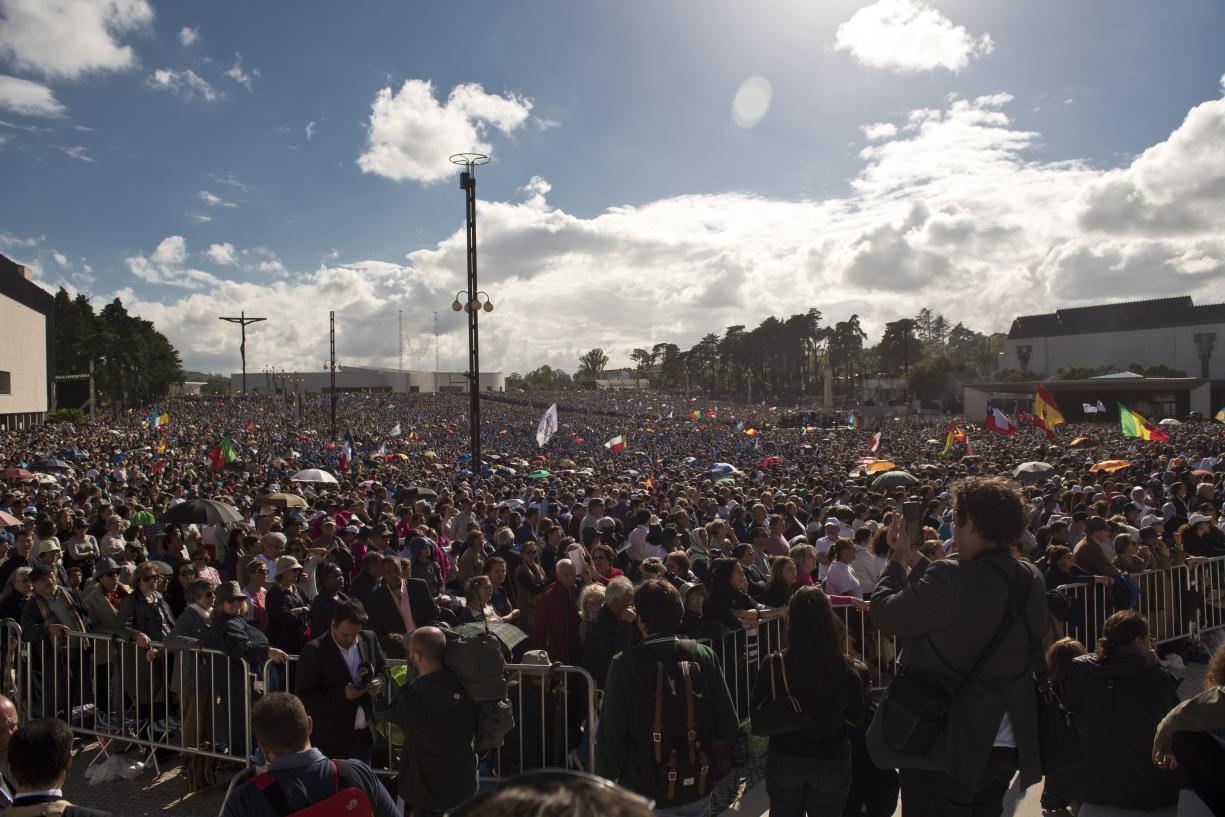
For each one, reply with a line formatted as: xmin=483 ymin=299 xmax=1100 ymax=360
xmin=0 ymin=694 xmax=16 ymax=807
xmin=384 ymin=627 xmax=478 ymax=816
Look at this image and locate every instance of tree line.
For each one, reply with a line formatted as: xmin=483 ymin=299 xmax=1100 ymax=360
xmin=54 ymin=288 xmax=184 ymax=408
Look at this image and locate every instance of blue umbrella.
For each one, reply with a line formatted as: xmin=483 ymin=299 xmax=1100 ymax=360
xmin=58 ymin=448 xmax=87 ymax=459
xmin=457 ymin=454 xmax=473 ymax=462
xmin=457 ymin=469 xmax=474 ymax=478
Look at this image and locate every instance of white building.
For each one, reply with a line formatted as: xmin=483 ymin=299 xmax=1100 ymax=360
xmin=0 ymin=254 xmax=53 ymax=431
xmin=231 ymin=366 xmax=504 ymax=395
xmin=1004 ymin=296 xmax=1225 ymax=379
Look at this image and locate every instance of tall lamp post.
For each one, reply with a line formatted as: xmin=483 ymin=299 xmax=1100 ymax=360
xmin=1194 ymin=333 xmax=1216 ymax=379
xmin=450 ymin=152 xmax=492 ymax=470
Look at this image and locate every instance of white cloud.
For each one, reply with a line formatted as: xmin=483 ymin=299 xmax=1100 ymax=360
xmin=206 ymin=242 xmax=236 ymax=265
xmin=861 ymin=122 xmax=898 ymax=140
xmin=178 ymin=26 xmax=198 ymax=46
xmin=82 ymin=80 xmax=1225 ymax=376
xmin=189 ymin=213 xmax=212 ymax=223
xmin=0 ymin=75 xmax=65 ymax=117
xmin=357 ymin=79 xmax=533 ymax=184
xmin=835 ymin=0 xmax=993 ymax=73
xmin=52 ymin=251 xmax=67 ymax=266
xmin=0 ymin=231 xmax=41 ymax=247
xmin=0 ymin=0 xmax=153 ymax=80
xmin=147 ymin=68 xmax=219 ymax=102
xmin=126 ymin=235 xmax=220 ymax=290
xmin=197 ymin=190 xmax=237 ymax=207
xmin=305 ymin=120 xmax=317 ymax=140
xmin=224 ymin=54 xmax=257 ymax=90
xmin=57 ymin=145 xmax=94 ymax=162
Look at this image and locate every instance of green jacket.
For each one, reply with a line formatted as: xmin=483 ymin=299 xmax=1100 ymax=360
xmin=594 ymin=634 xmax=740 ymax=798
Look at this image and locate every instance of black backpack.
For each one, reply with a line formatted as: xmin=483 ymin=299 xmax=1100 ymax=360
xmin=631 ymin=639 xmax=714 ymax=807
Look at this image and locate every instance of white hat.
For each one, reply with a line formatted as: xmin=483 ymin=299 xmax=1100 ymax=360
xmin=1188 ymin=513 xmax=1212 ymax=526
xmin=1140 ymin=514 xmax=1163 ymax=528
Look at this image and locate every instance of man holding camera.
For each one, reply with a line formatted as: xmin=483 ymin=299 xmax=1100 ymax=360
xmin=868 ymin=477 xmax=1047 ymax=816
xmin=295 ymin=599 xmax=388 ymax=763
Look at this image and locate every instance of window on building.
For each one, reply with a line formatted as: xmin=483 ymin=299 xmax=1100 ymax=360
xmin=0 ymin=371 xmax=10 ymax=394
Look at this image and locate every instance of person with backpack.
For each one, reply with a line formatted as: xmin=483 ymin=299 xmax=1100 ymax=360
xmin=384 ymin=626 xmax=480 ymax=816
xmin=7 ymin=718 xmax=110 ymax=817
xmin=595 ymin=579 xmax=740 ymax=817
xmin=221 ymin=692 xmax=398 ymax=817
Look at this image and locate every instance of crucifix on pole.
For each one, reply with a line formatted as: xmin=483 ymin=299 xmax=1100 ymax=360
xmin=219 ymin=312 xmax=267 ymax=396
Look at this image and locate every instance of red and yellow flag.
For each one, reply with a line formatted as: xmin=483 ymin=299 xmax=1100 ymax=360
xmin=1034 ymin=386 xmax=1065 ymax=441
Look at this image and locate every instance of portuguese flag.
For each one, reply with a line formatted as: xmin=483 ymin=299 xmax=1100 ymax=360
xmin=209 ymin=435 xmax=239 ymax=469
xmin=1119 ymin=405 xmax=1169 ymax=442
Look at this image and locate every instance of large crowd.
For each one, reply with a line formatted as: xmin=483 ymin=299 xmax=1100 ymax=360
xmin=1 ymin=389 xmax=1224 ymax=817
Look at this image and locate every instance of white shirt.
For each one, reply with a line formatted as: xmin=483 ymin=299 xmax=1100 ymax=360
xmin=627 ymin=525 xmax=650 ymax=562
xmin=825 ymin=560 xmax=862 ymax=598
xmin=334 ymin=636 xmax=367 ymax=729
xmin=851 ymin=546 xmax=886 ymax=595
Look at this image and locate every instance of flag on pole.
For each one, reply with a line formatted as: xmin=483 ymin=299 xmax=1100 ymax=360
xmin=1095 ymin=400 xmax=1106 ymax=413
xmin=1034 ymin=386 xmax=1065 ymax=441
xmin=690 ymin=410 xmax=702 ymax=420
xmin=604 ymin=435 xmax=625 ymax=453
xmin=846 ymin=411 xmax=861 ymax=429
xmin=744 ymin=428 xmax=758 ymax=437
xmin=1082 ymin=403 xmax=1097 ymax=414
xmin=1215 ymin=407 xmax=1225 ymax=423
xmin=869 ymin=432 xmax=882 ymax=452
xmin=941 ymin=427 xmax=955 ymax=456
xmin=389 ymin=422 xmax=402 ymax=437
xmin=1119 ymin=405 xmax=1169 ymax=441
xmin=984 ymin=406 xmax=1017 ymax=435
xmin=735 ymin=421 xmax=744 ymax=431
xmin=339 ymin=431 xmax=354 ymax=472
xmin=535 ymin=403 xmax=559 ymax=448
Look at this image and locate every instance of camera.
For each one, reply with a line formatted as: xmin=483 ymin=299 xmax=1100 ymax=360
xmin=355 ymin=661 xmax=374 ymax=691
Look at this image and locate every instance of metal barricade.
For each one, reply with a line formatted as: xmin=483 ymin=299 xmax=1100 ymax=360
xmin=1133 ymin=564 xmax=1191 ymax=645
xmin=1189 ymin=555 xmax=1225 ymax=637
xmin=831 ymin=602 xmax=894 ymax=688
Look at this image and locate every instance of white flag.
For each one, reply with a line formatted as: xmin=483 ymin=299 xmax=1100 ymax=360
xmin=1096 ymin=400 xmax=1107 ymax=412
xmin=389 ymin=422 xmax=402 ymax=437
xmin=1082 ymin=403 xmax=1097 ymax=413
xmin=536 ymin=403 xmax=559 ymax=448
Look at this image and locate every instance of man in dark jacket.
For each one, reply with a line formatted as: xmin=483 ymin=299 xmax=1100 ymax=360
xmin=20 ymin=564 xmax=91 ymax=719
xmin=367 ymin=556 xmax=438 ymax=659
xmin=222 ymin=693 xmax=397 ymax=817
xmin=8 ymin=718 xmax=110 ymax=817
xmin=869 ymin=476 xmax=1048 ymax=816
xmin=383 ymin=626 xmax=478 ymax=816
xmin=295 ymin=599 xmax=387 ymax=763
xmin=580 ymin=575 xmax=639 ymax=689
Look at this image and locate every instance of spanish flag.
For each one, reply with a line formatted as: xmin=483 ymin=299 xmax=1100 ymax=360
xmin=1034 ymin=385 xmax=1065 ymax=441
xmin=1119 ymin=405 xmax=1169 ymax=442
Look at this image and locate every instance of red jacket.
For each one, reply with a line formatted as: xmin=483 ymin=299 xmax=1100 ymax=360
xmin=532 ymin=580 xmax=581 ymax=664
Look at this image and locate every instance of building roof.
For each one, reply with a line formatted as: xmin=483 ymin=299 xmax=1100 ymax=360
xmin=0 ymin=252 xmax=54 ymax=313
xmin=1008 ymin=296 xmax=1225 ymax=340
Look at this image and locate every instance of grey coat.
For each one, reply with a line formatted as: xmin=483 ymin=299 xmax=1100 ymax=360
xmin=165 ymin=604 xmax=211 ymax=695
xmin=868 ymin=552 xmax=1047 ymax=789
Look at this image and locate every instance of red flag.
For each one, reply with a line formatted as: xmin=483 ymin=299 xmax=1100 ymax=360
xmin=984 ymin=406 xmax=1017 ymax=436
xmin=868 ymin=432 xmax=881 ymax=452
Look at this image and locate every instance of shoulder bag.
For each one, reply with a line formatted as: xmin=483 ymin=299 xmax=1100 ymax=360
xmin=750 ymin=652 xmax=811 ymax=736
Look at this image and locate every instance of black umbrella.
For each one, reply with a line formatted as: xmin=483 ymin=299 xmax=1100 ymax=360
xmin=397 ymin=486 xmax=438 ymax=501
xmin=31 ymin=458 xmax=71 ymax=472
xmin=158 ymin=499 xmax=243 ymax=526
xmin=1011 ymin=462 xmax=1056 ymax=484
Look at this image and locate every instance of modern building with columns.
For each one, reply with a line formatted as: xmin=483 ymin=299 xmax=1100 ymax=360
xmin=231 ymin=366 xmax=504 ymax=395
xmin=1003 ymin=296 xmax=1225 ymax=379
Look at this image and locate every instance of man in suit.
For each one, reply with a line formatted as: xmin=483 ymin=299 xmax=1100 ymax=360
xmin=367 ymin=555 xmax=437 ymax=659
xmin=868 ymin=476 xmax=1048 ymax=817
xmin=7 ymin=718 xmax=110 ymax=816
xmin=296 ymin=599 xmax=387 ymax=763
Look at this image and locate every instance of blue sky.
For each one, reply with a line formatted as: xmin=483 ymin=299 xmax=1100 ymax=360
xmin=2 ymin=0 xmax=1225 ymax=376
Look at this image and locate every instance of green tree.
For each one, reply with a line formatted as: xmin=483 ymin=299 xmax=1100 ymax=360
xmin=576 ymin=349 xmax=609 ymax=380
xmin=908 ymin=354 xmax=956 ymax=401
xmin=203 ymin=375 xmax=231 ymax=396
xmin=876 ymin=319 xmax=920 ymax=375
xmin=524 ymin=365 xmax=559 ymax=390
xmin=1056 ymin=363 xmax=1116 ymax=380
xmin=1127 ymin=363 xmax=1187 ymax=378
xmin=629 ymin=347 xmax=656 ymax=384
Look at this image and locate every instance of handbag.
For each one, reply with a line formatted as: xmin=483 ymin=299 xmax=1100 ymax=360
xmin=876 ymin=559 xmax=1029 ymax=755
xmin=750 ymin=652 xmax=811 ymax=737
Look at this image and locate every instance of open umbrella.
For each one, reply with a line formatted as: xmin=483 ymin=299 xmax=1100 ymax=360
xmin=290 ymin=468 xmax=338 ymax=484
xmin=130 ymin=510 xmax=156 ymax=527
xmin=1090 ymin=460 xmax=1132 ymax=474
xmin=619 ymin=469 xmax=640 ymax=478
xmin=0 ymin=511 xmax=21 ymax=527
xmin=716 ymin=476 xmax=737 ymax=485
xmin=397 ymin=486 xmax=439 ymax=501
xmin=1068 ymin=436 xmax=1096 ymax=448
xmin=760 ymin=456 xmax=781 ymax=468
xmin=866 ymin=460 xmax=897 ymax=474
xmin=257 ymin=492 xmax=308 ymax=509
xmin=423 ymin=451 xmax=437 ymax=459
xmin=872 ymin=471 xmax=918 ymax=488
xmin=1 ymin=468 xmax=33 ymax=481
xmin=33 ymin=473 xmax=58 ymax=484
xmin=1012 ymin=462 xmax=1056 ymax=483
xmin=558 ymin=458 xmax=577 ymax=469
xmin=1158 ymin=418 xmax=1182 ymax=427
xmin=58 ymin=448 xmax=87 ymax=459
xmin=159 ymin=498 xmax=242 ymax=526
xmin=526 ymin=470 xmax=552 ymax=480
xmin=31 ymin=458 xmax=71 ymax=472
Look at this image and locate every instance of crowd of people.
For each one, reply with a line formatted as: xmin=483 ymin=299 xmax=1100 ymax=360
xmin=1 ymin=389 xmax=1224 ymax=816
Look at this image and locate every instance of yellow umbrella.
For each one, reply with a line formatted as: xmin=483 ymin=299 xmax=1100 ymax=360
xmin=423 ymin=451 xmax=437 ymax=459
xmin=1089 ymin=459 xmax=1131 ymax=473
xmin=559 ymin=458 xmax=576 ymax=468
xmin=866 ymin=460 xmax=897 ymax=474
xmin=1069 ymin=436 xmax=1096 ymax=448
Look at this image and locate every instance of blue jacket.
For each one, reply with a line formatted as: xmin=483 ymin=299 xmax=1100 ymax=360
xmin=222 ymin=749 xmax=398 ymax=817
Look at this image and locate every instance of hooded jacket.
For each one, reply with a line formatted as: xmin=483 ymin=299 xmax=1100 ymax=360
xmin=1062 ymin=647 xmax=1179 ymax=810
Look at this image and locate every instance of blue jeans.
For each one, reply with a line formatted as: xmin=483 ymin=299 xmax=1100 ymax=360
xmin=655 ymin=793 xmax=712 ymax=817
xmin=765 ymin=751 xmax=851 ymax=817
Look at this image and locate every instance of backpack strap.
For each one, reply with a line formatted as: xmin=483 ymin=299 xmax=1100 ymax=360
xmin=652 ymin=661 xmax=664 ymax=763
xmin=332 ymin=759 xmax=354 ymax=791
xmin=681 ymin=660 xmax=697 ymax=763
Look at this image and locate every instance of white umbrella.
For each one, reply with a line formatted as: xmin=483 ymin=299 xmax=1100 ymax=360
xmin=1158 ymin=418 xmax=1182 ymax=426
xmin=34 ymin=472 xmax=58 ymax=484
xmin=290 ymin=468 xmax=338 ymax=484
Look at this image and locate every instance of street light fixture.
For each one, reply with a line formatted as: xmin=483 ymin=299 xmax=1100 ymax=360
xmin=449 ymin=152 xmax=492 ymax=471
